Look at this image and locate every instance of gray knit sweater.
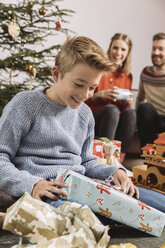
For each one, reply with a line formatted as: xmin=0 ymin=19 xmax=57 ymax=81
xmin=0 ymin=89 xmax=117 ymax=198
xmin=136 ymin=66 xmax=165 ymax=116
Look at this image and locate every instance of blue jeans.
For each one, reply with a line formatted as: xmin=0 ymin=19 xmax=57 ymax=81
xmin=137 ymin=187 xmax=165 ymax=213
xmin=45 ymin=186 xmax=165 ymax=213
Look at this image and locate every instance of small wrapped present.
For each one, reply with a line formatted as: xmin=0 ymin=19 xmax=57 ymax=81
xmin=3 ymin=192 xmax=110 ymax=248
xmin=60 ymin=170 xmax=165 ymax=237
xmin=104 ymin=140 xmax=121 ymax=163
xmin=93 ymin=139 xmax=105 ymax=159
xmin=93 ymin=139 xmax=132 ymax=177
xmin=93 ymin=139 xmax=121 ymax=161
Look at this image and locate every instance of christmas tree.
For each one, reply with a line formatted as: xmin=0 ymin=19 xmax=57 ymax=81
xmin=0 ymin=0 xmax=74 ymax=114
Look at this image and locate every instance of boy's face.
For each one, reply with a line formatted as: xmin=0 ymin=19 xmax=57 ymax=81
xmin=51 ymin=63 xmax=102 ymax=109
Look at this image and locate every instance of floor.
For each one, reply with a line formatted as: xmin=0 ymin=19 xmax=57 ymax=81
xmin=0 ymin=225 xmax=164 ymax=248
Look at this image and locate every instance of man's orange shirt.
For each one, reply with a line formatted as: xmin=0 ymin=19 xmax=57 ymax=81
xmin=86 ymin=71 xmax=132 ymax=113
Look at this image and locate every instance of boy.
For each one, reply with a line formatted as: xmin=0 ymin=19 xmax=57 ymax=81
xmin=0 ymin=36 xmax=164 ymax=212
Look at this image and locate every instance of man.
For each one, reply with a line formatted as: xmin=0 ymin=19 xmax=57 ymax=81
xmin=136 ymin=33 xmax=165 ymax=147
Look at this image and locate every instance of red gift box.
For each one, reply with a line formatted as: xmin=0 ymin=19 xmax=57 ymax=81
xmin=93 ymin=139 xmax=105 ymax=158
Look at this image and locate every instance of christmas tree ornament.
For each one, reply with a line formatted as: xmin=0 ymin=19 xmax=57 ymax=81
xmin=28 ymin=1 xmax=34 ymax=7
xmin=24 ymin=13 xmax=28 ymax=24
xmin=38 ymin=7 xmax=46 ymax=15
xmin=8 ymin=10 xmax=13 ymax=20
xmin=8 ymin=20 xmax=20 ymax=37
xmin=25 ymin=64 xmax=33 ymax=72
xmin=55 ymin=18 xmax=61 ymax=31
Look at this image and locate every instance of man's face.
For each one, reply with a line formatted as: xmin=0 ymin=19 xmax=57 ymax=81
xmin=151 ymin=39 xmax=165 ymax=69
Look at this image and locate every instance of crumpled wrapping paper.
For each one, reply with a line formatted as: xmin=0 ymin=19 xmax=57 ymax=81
xmin=3 ymin=192 xmax=110 ymax=248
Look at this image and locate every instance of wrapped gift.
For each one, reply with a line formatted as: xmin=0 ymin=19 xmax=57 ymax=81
xmin=93 ymin=139 xmax=121 ymax=162
xmin=105 ymin=140 xmax=121 ymax=161
xmin=3 ymin=192 xmax=110 ymax=248
xmin=60 ymin=170 xmax=165 ymax=237
xmin=93 ymin=139 xmax=132 ymax=177
xmin=93 ymin=139 xmax=105 ymax=158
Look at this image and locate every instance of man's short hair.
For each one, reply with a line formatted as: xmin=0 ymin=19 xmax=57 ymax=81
xmin=153 ymin=33 xmax=165 ymax=41
xmin=55 ymin=36 xmax=115 ymax=77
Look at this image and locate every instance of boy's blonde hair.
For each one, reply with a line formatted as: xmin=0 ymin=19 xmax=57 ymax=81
xmin=55 ymin=36 xmax=115 ymax=77
xmin=107 ymin=33 xmax=132 ymax=75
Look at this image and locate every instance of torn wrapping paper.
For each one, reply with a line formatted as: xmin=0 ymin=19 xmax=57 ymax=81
xmin=3 ymin=192 xmax=110 ymax=248
xmin=60 ymin=170 xmax=165 ymax=237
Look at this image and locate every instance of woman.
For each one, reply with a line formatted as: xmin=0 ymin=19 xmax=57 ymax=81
xmin=86 ymin=33 xmax=136 ymax=163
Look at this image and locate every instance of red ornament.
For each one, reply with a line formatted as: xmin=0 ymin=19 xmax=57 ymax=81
xmin=55 ymin=20 xmax=61 ymax=31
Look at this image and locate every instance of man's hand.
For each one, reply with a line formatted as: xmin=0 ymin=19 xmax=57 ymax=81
xmin=113 ymin=169 xmax=139 ymax=199
xmin=32 ymin=179 xmax=68 ymax=201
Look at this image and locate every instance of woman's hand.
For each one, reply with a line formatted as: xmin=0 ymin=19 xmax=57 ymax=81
xmin=32 ymin=179 xmax=68 ymax=201
xmin=126 ymin=92 xmax=134 ymax=105
xmin=113 ymin=169 xmax=139 ymax=199
xmin=95 ymin=86 xmax=119 ymax=101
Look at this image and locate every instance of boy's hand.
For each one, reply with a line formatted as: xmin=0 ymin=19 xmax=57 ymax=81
xmin=32 ymin=179 xmax=68 ymax=201
xmin=113 ymin=169 xmax=139 ymax=199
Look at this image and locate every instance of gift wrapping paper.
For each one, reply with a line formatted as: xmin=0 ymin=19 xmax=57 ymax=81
xmin=3 ymin=192 xmax=110 ymax=248
xmin=93 ymin=139 xmax=121 ymax=160
xmin=61 ymin=170 xmax=165 ymax=237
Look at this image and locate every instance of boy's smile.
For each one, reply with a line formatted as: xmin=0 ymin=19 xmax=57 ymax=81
xmin=47 ymin=63 xmax=103 ymax=109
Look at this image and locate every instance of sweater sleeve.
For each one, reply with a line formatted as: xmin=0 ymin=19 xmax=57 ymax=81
xmin=0 ymin=93 xmax=43 ymax=197
xmin=80 ymin=112 xmax=118 ymax=180
xmin=135 ymin=75 xmax=146 ymax=110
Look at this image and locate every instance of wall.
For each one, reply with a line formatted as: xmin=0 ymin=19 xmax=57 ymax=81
xmin=59 ymin=0 xmax=165 ymax=89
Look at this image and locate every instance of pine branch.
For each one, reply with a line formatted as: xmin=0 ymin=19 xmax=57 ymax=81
xmin=0 ymin=0 xmax=74 ymax=88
